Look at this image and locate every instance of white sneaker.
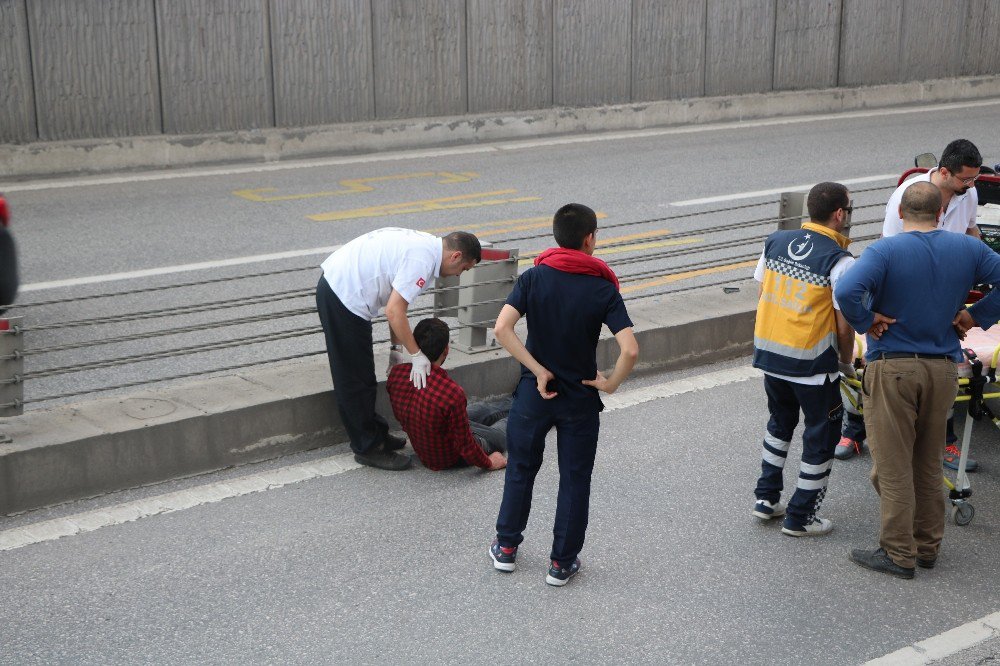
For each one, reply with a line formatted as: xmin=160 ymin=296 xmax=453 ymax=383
xmin=781 ymin=516 xmax=833 ymax=537
xmin=752 ymin=499 xmax=786 ymax=521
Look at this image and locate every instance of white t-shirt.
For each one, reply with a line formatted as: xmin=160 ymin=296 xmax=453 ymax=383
xmin=321 ymin=227 xmax=442 ymax=321
xmin=754 ymin=250 xmax=856 ymax=385
xmin=882 ymin=169 xmax=979 ymax=237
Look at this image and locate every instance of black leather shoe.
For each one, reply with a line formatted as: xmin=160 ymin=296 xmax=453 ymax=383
xmin=354 ymin=449 xmax=411 ymax=471
xmin=850 ymin=547 xmax=915 ymax=579
xmin=384 ymin=433 xmax=407 ymax=451
xmin=916 ymin=556 xmax=937 ymax=569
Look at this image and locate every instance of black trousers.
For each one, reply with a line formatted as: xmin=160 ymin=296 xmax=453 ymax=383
xmin=315 ymin=276 xmax=389 ymax=455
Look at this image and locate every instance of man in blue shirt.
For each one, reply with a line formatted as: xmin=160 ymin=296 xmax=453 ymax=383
xmin=488 ymin=203 xmax=639 ymax=587
xmin=835 ymin=181 xmax=1000 ymax=579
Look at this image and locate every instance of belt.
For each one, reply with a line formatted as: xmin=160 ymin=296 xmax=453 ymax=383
xmin=878 ymin=352 xmax=951 ymax=360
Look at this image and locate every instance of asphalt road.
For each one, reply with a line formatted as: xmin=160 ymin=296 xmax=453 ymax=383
xmin=1 ymin=99 xmax=999 ymax=407
xmin=3 ymin=357 xmax=1000 ymax=664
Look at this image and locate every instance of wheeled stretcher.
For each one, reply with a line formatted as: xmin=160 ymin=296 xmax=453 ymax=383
xmin=840 ymin=327 xmax=1000 ymax=526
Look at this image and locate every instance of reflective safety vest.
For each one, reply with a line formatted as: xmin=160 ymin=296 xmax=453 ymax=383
xmin=753 ymin=222 xmax=851 ymax=377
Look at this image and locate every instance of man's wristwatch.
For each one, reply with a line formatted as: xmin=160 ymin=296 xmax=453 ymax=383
xmin=389 ymin=344 xmax=403 ymax=351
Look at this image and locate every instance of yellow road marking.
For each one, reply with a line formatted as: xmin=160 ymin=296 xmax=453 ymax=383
xmin=307 ymin=191 xmax=541 ymax=222
xmin=425 ymin=212 xmax=608 ymax=238
xmin=518 ymin=238 xmax=701 ymax=266
xmin=620 ymin=260 xmax=757 ymax=293
xmin=233 ymin=171 xmax=478 ymax=202
xmin=426 ymin=212 xmax=608 ymax=234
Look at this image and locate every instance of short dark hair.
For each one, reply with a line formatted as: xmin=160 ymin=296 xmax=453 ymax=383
xmin=806 ymin=182 xmax=850 ymax=223
xmin=443 ymin=231 xmax=481 ymax=263
xmin=413 ymin=317 xmax=450 ymax=362
xmin=939 ymin=139 xmax=982 ymax=174
xmin=900 ymin=181 xmax=942 ymax=223
xmin=553 ymin=203 xmax=597 ymax=249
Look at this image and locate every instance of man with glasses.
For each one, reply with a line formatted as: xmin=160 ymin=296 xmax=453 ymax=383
xmin=835 ymin=139 xmax=984 ymax=468
xmin=882 ymin=139 xmax=983 ymax=239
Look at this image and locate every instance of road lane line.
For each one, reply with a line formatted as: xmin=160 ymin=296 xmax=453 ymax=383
xmin=307 ymin=190 xmax=542 ymax=222
xmin=0 ymin=365 xmax=760 ymax=551
xmin=0 ymin=148 xmax=497 ymax=192
xmin=232 ymin=171 xmax=479 ymax=202
xmin=671 ymin=174 xmax=899 ymax=206
xmin=602 ymin=365 xmax=761 ymax=412
xmin=867 ymin=611 xmax=1000 ymax=665
xmin=0 ymin=453 xmax=361 ymax=552
xmin=6 ymin=99 xmax=998 ymax=193
xmin=619 ymin=260 xmax=757 ymax=293
xmin=19 ymin=245 xmax=342 ymax=292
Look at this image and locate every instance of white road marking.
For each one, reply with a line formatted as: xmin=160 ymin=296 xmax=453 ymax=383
xmin=602 ymin=365 xmax=761 ymax=412
xmin=0 ymin=453 xmax=361 ymax=552
xmin=3 ymin=98 xmax=998 ymax=193
xmin=19 ymin=245 xmax=341 ymax=292
xmin=670 ymin=174 xmax=899 ymax=207
xmin=0 ymin=365 xmax=760 ymax=551
xmin=0 ymin=146 xmax=496 ymax=192
xmin=867 ymin=611 xmax=1000 ymax=665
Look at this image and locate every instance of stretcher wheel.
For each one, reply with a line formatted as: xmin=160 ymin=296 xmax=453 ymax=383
xmin=951 ymin=502 xmax=975 ymax=526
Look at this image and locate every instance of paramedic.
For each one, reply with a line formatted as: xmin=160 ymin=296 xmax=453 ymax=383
xmin=751 ymin=182 xmax=858 ymax=537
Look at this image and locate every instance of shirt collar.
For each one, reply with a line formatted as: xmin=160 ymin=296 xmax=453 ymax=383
xmin=801 ymin=221 xmax=850 ymax=249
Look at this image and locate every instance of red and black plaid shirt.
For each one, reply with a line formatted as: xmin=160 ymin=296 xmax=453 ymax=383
xmin=386 ymin=364 xmax=491 ymax=470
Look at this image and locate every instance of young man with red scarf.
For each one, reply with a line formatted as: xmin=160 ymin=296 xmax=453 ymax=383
xmin=488 ymin=203 xmax=639 ymax=587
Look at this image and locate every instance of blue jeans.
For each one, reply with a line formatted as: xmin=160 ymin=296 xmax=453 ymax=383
xmin=495 ymin=380 xmax=600 ymax=567
xmin=755 ymin=374 xmax=842 ymax=525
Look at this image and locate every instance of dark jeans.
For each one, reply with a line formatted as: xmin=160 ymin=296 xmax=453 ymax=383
xmin=495 ymin=380 xmax=600 ymax=567
xmin=755 ymin=374 xmax=842 ymax=525
xmin=315 ymin=276 xmax=390 ymax=455
xmin=468 ymin=398 xmax=512 ymax=455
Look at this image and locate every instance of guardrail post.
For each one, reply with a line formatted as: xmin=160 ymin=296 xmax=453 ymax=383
xmin=435 ymin=248 xmax=518 ymax=353
xmin=0 ymin=316 xmax=24 ymax=420
xmin=778 ymin=192 xmax=807 ymax=231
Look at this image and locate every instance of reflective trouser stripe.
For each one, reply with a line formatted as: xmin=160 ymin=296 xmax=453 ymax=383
xmin=762 ymin=434 xmax=791 ymax=468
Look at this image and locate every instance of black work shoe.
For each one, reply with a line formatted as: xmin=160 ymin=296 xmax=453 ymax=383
xmin=850 ymin=547 xmax=915 ymax=579
xmin=545 ymin=558 xmax=581 ymax=587
xmin=354 ymin=449 xmax=411 ymax=471
xmin=384 ymin=433 xmax=407 ymax=451
xmin=916 ymin=556 xmax=937 ymax=569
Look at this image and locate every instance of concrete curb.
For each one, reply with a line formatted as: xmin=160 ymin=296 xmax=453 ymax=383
xmin=2 ymin=76 xmax=999 ymax=179
xmin=0 ymin=284 xmax=757 ymax=515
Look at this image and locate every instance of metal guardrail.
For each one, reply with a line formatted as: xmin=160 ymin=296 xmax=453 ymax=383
xmin=0 ymin=185 xmax=895 ymax=415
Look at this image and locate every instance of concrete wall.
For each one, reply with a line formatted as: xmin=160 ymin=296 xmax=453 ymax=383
xmin=1 ymin=0 xmax=999 ymax=144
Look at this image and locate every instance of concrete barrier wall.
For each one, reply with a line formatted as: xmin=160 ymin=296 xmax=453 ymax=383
xmin=2 ymin=0 xmax=1000 ymax=145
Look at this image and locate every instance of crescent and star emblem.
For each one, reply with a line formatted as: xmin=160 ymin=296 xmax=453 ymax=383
xmin=787 ymin=233 xmax=814 ymax=261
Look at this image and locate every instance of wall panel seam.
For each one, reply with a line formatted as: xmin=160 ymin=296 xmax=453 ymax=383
xmin=22 ymin=0 xmax=39 ymax=141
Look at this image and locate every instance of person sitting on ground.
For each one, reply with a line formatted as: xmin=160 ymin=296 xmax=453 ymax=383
xmin=387 ymin=317 xmax=508 ymax=472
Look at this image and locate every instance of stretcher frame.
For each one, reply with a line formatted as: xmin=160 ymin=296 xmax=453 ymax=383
xmin=840 ymin=343 xmax=1000 ymax=526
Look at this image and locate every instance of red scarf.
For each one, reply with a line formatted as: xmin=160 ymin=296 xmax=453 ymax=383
xmin=534 ymin=248 xmax=619 ymax=291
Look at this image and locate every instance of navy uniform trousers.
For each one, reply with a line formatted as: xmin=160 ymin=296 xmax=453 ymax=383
xmin=755 ymin=373 xmax=842 ymax=526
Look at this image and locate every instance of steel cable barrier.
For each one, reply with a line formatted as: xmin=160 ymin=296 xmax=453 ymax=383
xmin=0 ymin=183 xmax=896 ymax=413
